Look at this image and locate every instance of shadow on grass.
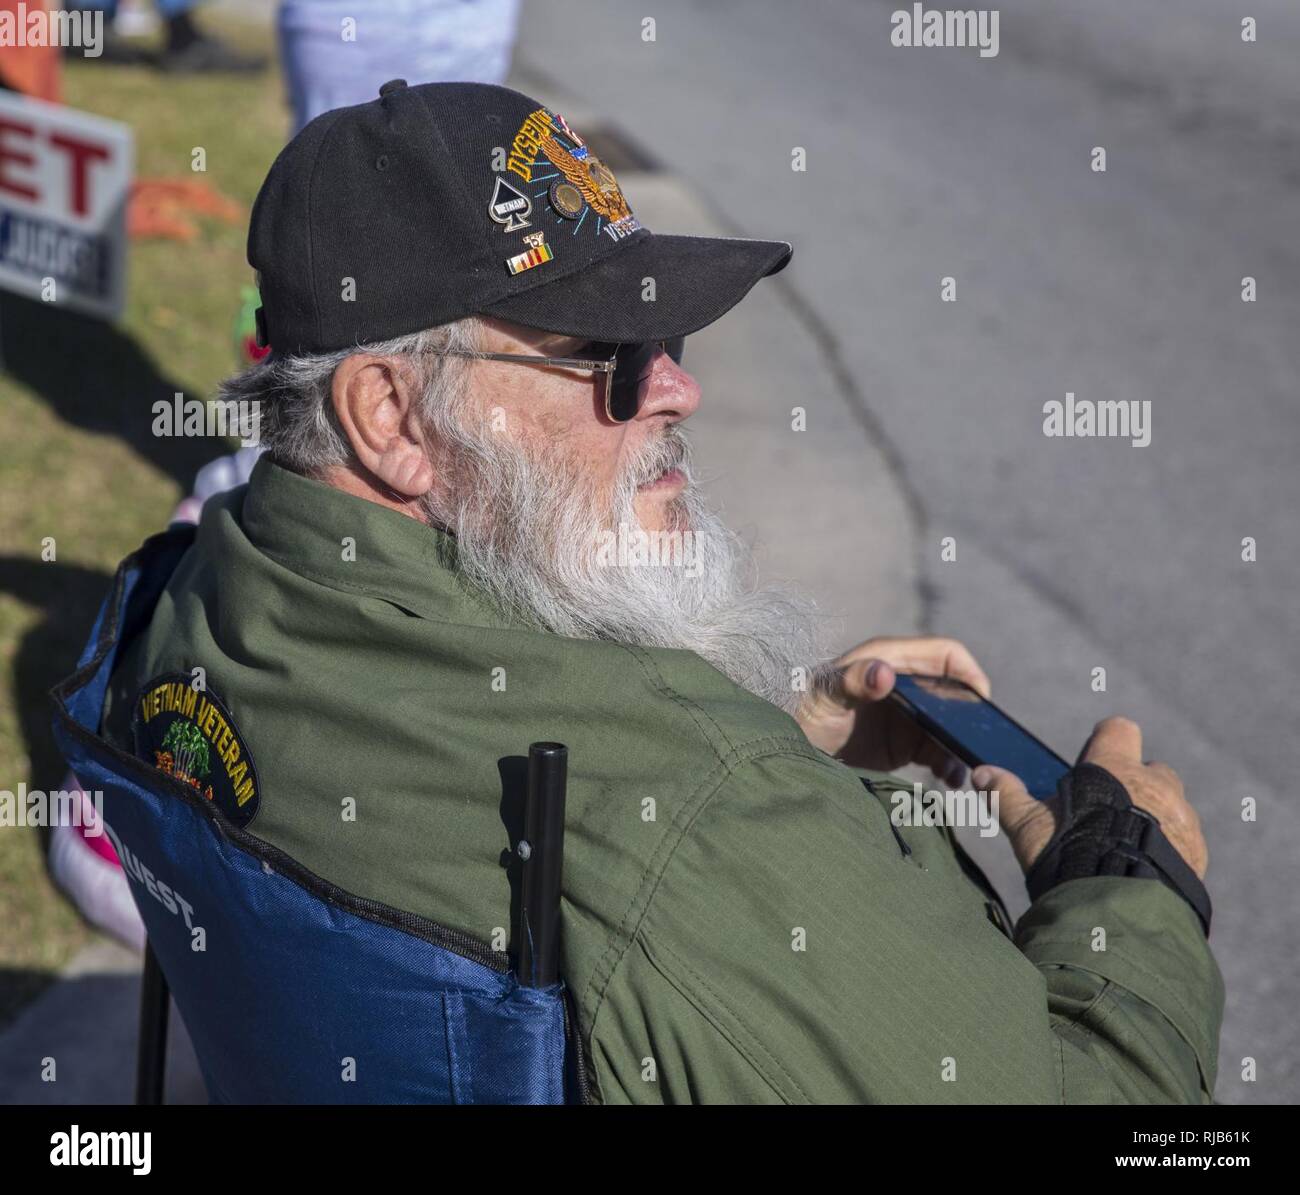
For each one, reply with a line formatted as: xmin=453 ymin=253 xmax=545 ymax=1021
xmin=0 ymin=555 xmax=115 ymax=1027
xmin=0 ymin=291 xmax=230 ymax=1031
xmin=0 ymin=291 xmax=221 ymax=491
xmin=0 ymin=556 xmax=112 ymax=796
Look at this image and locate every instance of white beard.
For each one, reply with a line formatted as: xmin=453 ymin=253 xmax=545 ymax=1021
xmin=421 ymin=415 xmax=830 ymax=713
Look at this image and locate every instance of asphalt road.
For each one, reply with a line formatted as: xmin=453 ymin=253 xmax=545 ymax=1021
xmin=512 ymin=0 xmax=1300 ymax=1102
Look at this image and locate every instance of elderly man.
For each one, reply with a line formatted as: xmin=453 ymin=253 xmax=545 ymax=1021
xmin=101 ymin=81 xmax=1222 ymax=1103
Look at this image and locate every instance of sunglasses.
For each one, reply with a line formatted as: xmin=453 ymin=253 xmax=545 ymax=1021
xmin=436 ymin=337 xmax=686 ymax=422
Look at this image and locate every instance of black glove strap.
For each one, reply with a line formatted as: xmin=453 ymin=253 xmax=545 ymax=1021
xmin=1025 ymin=763 xmax=1212 ymax=937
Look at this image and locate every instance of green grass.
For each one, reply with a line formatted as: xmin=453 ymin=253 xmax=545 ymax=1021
xmin=0 ymin=16 xmax=283 ymax=1026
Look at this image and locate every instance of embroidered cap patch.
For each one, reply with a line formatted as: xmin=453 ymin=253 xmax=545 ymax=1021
xmin=132 ymin=672 xmax=261 ymax=828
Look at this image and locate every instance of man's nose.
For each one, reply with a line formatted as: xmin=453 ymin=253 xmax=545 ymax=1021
xmin=634 ymin=346 xmax=701 ymax=422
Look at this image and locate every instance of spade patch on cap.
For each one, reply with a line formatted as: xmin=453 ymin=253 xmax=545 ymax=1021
xmin=488 ymin=176 xmax=532 ymax=232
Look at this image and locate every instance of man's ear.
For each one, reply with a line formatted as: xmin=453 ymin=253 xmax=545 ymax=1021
xmin=330 ymin=354 xmax=435 ymax=498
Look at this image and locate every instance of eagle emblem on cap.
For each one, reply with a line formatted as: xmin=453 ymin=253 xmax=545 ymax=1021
xmin=504 ymin=108 xmax=633 ymax=230
xmin=538 ymin=130 xmax=630 ymax=223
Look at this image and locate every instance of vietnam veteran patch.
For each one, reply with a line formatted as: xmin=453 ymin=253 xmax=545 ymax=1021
xmin=132 ymin=673 xmax=261 ymax=828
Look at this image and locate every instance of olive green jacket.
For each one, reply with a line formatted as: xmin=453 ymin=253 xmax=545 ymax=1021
xmin=103 ymin=459 xmax=1224 ymax=1103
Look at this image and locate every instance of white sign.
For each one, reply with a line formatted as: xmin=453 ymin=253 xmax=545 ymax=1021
xmin=0 ymin=90 xmax=132 ymax=318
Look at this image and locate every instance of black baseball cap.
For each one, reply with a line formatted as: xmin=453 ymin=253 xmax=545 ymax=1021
xmin=248 ymin=80 xmax=792 ymax=356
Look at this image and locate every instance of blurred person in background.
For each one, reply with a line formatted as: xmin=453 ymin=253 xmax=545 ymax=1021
xmin=278 ymin=0 xmax=520 ymax=133
xmin=66 ymin=0 xmax=267 ymax=72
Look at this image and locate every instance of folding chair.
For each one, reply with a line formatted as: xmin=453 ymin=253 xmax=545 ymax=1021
xmin=51 ymin=524 xmax=586 ymax=1104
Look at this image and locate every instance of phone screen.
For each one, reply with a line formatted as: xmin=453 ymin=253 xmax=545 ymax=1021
xmin=889 ymin=673 xmax=1070 ymax=799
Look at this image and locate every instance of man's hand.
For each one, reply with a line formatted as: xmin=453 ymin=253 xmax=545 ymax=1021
xmin=972 ymin=716 xmax=1209 ymax=879
xmin=795 ymin=635 xmax=990 ymax=781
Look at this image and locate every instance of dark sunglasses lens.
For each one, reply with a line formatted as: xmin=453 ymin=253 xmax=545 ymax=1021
xmin=583 ymin=342 xmax=632 ymax=422
xmin=606 ymin=341 xmax=651 ymax=422
xmin=604 ymin=339 xmax=688 ymax=422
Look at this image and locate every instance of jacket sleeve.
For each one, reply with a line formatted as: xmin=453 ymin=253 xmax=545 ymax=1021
xmin=587 ymin=748 xmax=1223 ymax=1103
xmin=1014 ymin=876 xmax=1223 ymax=1102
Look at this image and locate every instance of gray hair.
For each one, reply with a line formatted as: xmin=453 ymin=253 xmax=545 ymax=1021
xmin=218 ymin=318 xmax=482 ymax=475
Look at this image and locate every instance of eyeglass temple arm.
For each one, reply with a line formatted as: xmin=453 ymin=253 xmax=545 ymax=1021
xmin=435 ymin=349 xmax=616 ymax=373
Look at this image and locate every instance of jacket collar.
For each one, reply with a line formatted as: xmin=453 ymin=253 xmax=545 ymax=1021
xmin=238 ymin=456 xmax=514 ymax=629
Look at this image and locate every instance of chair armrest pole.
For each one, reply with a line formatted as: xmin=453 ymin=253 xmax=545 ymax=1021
xmin=518 ymin=742 xmax=568 ymax=988
xmin=135 ymin=940 xmax=170 ymax=1105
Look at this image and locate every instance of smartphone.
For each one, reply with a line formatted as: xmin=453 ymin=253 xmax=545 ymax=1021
xmin=887 ymin=673 xmax=1070 ymax=799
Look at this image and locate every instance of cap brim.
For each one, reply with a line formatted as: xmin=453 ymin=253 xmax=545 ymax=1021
xmin=480 ymin=232 xmax=792 ymax=342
